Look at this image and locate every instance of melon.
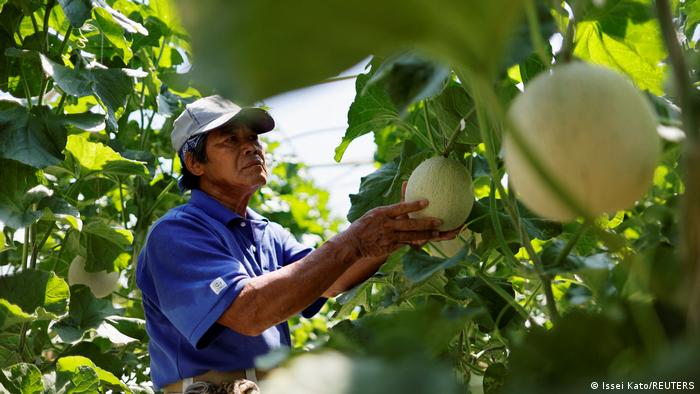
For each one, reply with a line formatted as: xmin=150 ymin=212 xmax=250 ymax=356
xmin=405 ymin=156 xmax=474 ymax=231
xmin=68 ymin=255 xmax=120 ymax=298
xmin=428 ymin=227 xmax=472 ymax=257
xmin=505 ymin=62 xmax=660 ymax=221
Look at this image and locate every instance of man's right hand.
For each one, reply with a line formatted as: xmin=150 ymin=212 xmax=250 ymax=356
xmin=338 ymin=199 xmax=446 ymax=259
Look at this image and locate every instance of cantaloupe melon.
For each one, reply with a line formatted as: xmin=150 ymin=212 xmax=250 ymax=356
xmin=505 ymin=62 xmax=660 ymax=221
xmin=405 ymin=156 xmax=474 ymax=231
xmin=68 ymin=256 xmax=120 ymax=298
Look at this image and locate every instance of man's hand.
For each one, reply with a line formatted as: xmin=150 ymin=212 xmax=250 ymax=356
xmin=337 ymin=181 xmax=463 ymax=259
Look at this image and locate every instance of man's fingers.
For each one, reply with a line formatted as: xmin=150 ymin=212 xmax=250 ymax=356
xmin=436 ymin=226 xmax=463 ymax=240
xmin=380 ymin=199 xmax=429 ymax=218
xmin=390 ymin=217 xmax=442 ymax=231
xmin=395 ymin=230 xmax=440 ymax=243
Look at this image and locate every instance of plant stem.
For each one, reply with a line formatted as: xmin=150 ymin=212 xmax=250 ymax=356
xmin=118 ymin=177 xmax=128 ymax=229
xmin=57 ymin=26 xmax=73 ymax=57
xmin=442 ymin=107 xmax=476 ymax=157
xmin=558 ymin=8 xmax=576 ymax=63
xmin=17 ymin=322 xmax=29 ymax=362
xmin=42 ymin=0 xmax=54 ymax=53
xmin=21 ymin=227 xmax=30 ymax=270
xmin=30 ymin=223 xmax=55 ymax=270
xmin=20 ymin=65 xmax=33 ymax=108
xmin=30 ymin=14 xmax=40 ymax=35
xmin=422 ymin=102 xmax=442 ymax=154
xmin=525 ymin=0 xmax=551 ymax=67
xmin=553 ymin=219 xmax=590 ymax=267
xmin=28 ymin=221 xmax=37 ymax=270
xmin=655 ymin=0 xmax=700 ymax=330
xmin=55 ymin=93 xmax=66 ymax=114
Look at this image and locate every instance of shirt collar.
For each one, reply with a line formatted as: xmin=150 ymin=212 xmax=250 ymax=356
xmin=190 ymin=189 xmax=269 ymax=226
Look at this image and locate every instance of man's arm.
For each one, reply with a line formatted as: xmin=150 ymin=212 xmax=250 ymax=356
xmin=322 ymin=255 xmax=386 ymax=298
xmin=217 ymin=199 xmax=440 ymax=336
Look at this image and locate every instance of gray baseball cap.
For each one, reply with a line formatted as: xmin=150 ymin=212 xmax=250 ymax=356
xmin=171 ymin=95 xmax=275 ymax=152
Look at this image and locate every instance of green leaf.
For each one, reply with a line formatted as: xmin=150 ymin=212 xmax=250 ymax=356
xmin=57 ymin=0 xmax=92 ymax=28
xmin=65 ymin=134 xmax=148 ymax=177
xmin=104 ymin=316 xmax=146 ymax=342
xmin=185 ymin=0 xmax=526 ymax=103
xmin=683 ymin=0 xmax=700 ymax=39
xmin=53 ymin=285 xmax=119 ymax=343
xmin=0 ymin=363 xmax=44 ymax=394
xmin=0 ymin=0 xmax=6 ymax=13
xmin=0 ymin=299 xmax=32 ymax=329
xmin=92 ymin=7 xmax=133 ymax=64
xmin=467 ymin=198 xmax=563 ymax=245
xmin=366 ymin=52 xmax=450 ymax=115
xmin=335 ymin=72 xmax=400 ymax=162
xmin=0 ymin=158 xmax=41 ymax=228
xmin=347 ymin=162 xmax=400 ymax=222
xmin=573 ymin=0 xmax=666 ymax=94
xmin=430 ymin=82 xmax=481 ymax=145
xmin=55 ymin=363 xmax=100 ymax=393
xmin=40 ymin=55 xmax=134 ymax=130
xmin=402 ymin=248 xmax=472 ymax=284
xmin=0 ymin=270 xmax=69 ymax=315
xmin=0 ymin=101 xmax=68 ymax=168
xmin=57 ymin=356 xmax=130 ymax=393
xmin=81 ymin=218 xmax=133 ymax=272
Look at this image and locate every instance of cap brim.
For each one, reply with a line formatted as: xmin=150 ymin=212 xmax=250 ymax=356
xmin=232 ymin=108 xmax=275 ymax=134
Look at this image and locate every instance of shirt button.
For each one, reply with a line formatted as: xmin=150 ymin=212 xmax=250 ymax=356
xmin=251 ymin=245 xmax=257 ymax=252
xmin=240 ymin=222 xmax=246 ymax=227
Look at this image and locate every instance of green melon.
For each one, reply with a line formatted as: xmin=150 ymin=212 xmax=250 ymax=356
xmin=68 ymin=256 xmax=120 ymax=298
xmin=405 ymin=156 xmax=474 ymax=231
xmin=505 ymin=62 xmax=660 ymax=221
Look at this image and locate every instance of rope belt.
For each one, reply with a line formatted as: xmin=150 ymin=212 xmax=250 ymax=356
xmin=162 ymin=369 xmax=265 ymax=394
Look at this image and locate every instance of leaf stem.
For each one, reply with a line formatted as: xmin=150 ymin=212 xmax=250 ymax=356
xmin=30 ymin=222 xmax=56 ymax=270
xmin=422 ymin=102 xmax=442 ymax=155
xmin=558 ymin=8 xmax=576 ymax=63
xmin=442 ymin=107 xmax=475 ymax=157
xmin=118 ymin=177 xmax=128 ymax=229
xmin=57 ymin=25 xmax=73 ymax=57
xmin=553 ymin=219 xmax=590 ymax=268
xmin=655 ymin=0 xmax=700 ymax=330
xmin=21 ymin=226 xmax=30 ymax=270
xmin=525 ymin=0 xmax=551 ymax=67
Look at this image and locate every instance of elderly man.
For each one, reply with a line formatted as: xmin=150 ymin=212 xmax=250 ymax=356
xmin=136 ymin=95 xmax=458 ymax=393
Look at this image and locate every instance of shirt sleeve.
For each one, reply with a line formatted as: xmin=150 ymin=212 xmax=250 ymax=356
xmin=280 ymin=231 xmax=328 ymax=318
xmin=142 ymin=217 xmax=250 ymax=349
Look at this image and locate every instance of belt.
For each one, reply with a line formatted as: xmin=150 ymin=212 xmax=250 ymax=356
xmin=162 ymin=369 xmax=268 ymax=394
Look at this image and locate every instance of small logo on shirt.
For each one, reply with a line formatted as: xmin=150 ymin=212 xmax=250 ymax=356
xmin=210 ymin=277 xmax=227 ymax=295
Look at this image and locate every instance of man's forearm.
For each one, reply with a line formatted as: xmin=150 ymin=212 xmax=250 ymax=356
xmin=217 ymin=233 xmax=359 ymax=336
xmin=323 ymin=255 xmax=387 ymax=297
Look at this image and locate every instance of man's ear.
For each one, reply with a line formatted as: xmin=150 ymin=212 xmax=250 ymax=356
xmin=184 ymin=151 xmax=205 ymax=176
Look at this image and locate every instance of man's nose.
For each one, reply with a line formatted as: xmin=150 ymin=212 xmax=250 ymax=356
xmin=242 ymin=140 xmax=259 ymax=155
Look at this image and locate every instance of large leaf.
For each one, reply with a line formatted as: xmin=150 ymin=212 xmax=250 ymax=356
xmin=92 ymin=7 xmax=133 ymax=64
xmin=54 ymin=363 xmax=100 ymax=393
xmin=347 ymin=162 xmax=400 ymax=222
xmin=56 ymin=356 xmax=130 ymax=393
xmin=64 ymin=134 xmax=148 ymax=177
xmin=0 ymin=158 xmax=41 ymax=228
xmin=0 ymin=270 xmax=69 ymax=315
xmin=0 ymin=299 xmax=32 ymax=329
xmin=573 ymin=0 xmax=666 ymax=94
xmin=0 ymin=363 xmax=44 ymax=394
xmin=39 ymin=55 xmax=134 ymax=130
xmin=81 ymin=219 xmax=133 ymax=272
xmin=366 ymin=52 xmax=450 ymax=115
xmin=182 ymin=0 xmax=526 ymax=103
xmin=53 ymin=285 xmax=119 ymax=343
xmin=402 ymin=248 xmax=473 ymax=284
xmin=0 ymin=101 xmax=67 ymax=168
xmin=429 ymin=82 xmax=481 ymax=145
xmin=335 ymin=72 xmax=400 ymax=162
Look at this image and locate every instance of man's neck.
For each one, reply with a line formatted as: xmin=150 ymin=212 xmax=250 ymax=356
xmin=199 ymin=183 xmax=256 ymax=218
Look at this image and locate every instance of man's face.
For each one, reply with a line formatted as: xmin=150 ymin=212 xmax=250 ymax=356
xmin=190 ymin=124 xmax=268 ymax=192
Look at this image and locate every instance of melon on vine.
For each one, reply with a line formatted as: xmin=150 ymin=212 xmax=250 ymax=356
xmin=428 ymin=226 xmax=473 ymax=257
xmin=405 ymin=156 xmax=474 ymax=231
xmin=504 ymin=62 xmax=660 ymax=221
xmin=68 ymin=256 xmax=120 ymax=298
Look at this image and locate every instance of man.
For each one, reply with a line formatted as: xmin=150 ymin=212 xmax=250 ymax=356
xmin=136 ymin=96 xmax=458 ymax=393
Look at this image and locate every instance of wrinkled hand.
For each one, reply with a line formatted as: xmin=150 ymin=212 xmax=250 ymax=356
xmin=339 ymin=181 xmax=463 ymax=259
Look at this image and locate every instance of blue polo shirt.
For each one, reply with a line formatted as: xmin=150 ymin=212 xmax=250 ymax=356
xmin=136 ymin=189 xmax=327 ymax=389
